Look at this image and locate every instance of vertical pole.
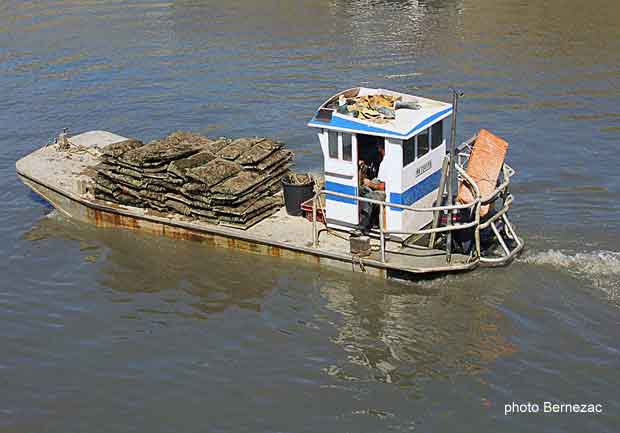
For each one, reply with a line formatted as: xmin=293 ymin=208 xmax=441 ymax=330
xmin=446 ymin=89 xmax=462 ymax=263
xmin=429 ymin=156 xmax=450 ymax=248
xmin=379 ymin=203 xmax=386 ymax=263
xmin=312 ymin=195 xmax=318 ymax=247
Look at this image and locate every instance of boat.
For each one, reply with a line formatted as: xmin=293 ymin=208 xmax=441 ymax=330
xmin=16 ymin=87 xmax=524 ymax=279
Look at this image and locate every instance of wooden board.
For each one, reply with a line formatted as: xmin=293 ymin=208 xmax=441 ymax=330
xmin=457 ymin=129 xmax=508 ymax=217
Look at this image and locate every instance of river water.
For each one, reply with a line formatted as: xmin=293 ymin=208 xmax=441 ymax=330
xmin=1 ymin=1 xmax=619 ymax=432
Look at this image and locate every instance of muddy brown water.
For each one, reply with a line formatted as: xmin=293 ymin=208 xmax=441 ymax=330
xmin=1 ymin=1 xmax=619 ymax=432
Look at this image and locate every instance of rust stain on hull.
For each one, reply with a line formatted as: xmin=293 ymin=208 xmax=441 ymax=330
xmin=85 ymin=206 xmax=308 ymax=261
xmin=89 ymin=207 xmax=139 ymax=230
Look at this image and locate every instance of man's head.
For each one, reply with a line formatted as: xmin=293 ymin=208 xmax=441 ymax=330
xmin=377 ymin=141 xmax=385 ymax=157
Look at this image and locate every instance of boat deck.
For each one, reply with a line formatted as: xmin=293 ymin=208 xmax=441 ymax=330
xmin=16 ymin=132 xmax=476 ymax=279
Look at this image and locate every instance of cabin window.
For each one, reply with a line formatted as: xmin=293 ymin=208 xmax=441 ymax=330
xmin=417 ymin=128 xmax=430 ymax=157
xmin=328 ymin=131 xmax=339 ymax=159
xmin=403 ymin=137 xmax=416 ymax=166
xmin=342 ymin=133 xmax=352 ymax=161
xmin=431 ymin=120 xmax=443 ymax=149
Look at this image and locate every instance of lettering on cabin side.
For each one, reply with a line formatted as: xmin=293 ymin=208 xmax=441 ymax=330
xmin=416 ymin=160 xmax=432 ymax=177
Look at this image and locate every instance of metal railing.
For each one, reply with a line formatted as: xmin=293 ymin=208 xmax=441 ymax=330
xmin=310 ymin=156 xmax=523 ymax=267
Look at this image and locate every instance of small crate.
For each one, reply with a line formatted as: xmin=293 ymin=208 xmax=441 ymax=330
xmin=301 ymin=198 xmax=325 ymax=223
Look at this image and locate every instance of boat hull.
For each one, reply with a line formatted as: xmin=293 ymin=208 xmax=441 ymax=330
xmin=15 ymin=132 xmax=487 ymax=280
xmin=18 ymin=170 xmax=482 ymax=279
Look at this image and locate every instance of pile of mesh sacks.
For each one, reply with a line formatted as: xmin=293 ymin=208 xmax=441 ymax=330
xmin=93 ymin=132 xmax=293 ymax=229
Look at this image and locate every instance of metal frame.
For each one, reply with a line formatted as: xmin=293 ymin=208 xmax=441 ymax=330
xmin=311 ymin=139 xmax=524 ymax=267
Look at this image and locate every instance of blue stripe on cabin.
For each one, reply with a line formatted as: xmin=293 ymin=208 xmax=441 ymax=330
xmin=389 ymin=169 xmax=442 ymax=212
xmin=309 ymin=107 xmax=452 ymax=139
xmin=325 ymin=181 xmax=357 ymax=205
xmin=310 ymin=117 xmax=396 ymax=137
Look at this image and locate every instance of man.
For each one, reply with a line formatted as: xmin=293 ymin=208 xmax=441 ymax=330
xmin=359 ymin=141 xmax=387 ymax=234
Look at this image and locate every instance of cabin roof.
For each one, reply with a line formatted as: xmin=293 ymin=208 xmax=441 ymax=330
xmin=307 ymin=87 xmax=452 ymax=140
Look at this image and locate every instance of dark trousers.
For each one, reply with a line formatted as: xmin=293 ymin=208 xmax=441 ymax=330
xmin=359 ymin=186 xmax=385 ymax=233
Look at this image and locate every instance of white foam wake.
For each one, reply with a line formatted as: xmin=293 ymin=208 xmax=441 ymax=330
xmin=522 ymin=249 xmax=620 ymax=300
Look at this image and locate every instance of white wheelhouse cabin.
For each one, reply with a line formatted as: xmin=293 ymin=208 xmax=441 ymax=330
xmin=308 ymin=87 xmax=452 ymax=237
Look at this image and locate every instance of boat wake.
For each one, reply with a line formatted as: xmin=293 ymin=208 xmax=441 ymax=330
xmin=522 ymin=249 xmax=620 ymax=300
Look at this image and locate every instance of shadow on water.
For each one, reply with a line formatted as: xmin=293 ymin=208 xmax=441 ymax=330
xmin=22 ymin=211 xmax=281 ymax=317
xmin=318 ymin=271 xmax=518 ymax=387
xmin=23 ymin=210 xmax=519 ymax=388
xmin=28 ymin=190 xmax=54 ymax=210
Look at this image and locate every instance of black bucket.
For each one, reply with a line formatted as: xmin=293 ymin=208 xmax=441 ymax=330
xmin=281 ymin=173 xmax=315 ymax=216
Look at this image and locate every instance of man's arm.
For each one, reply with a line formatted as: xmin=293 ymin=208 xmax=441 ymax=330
xmin=363 ymin=178 xmax=385 ymax=191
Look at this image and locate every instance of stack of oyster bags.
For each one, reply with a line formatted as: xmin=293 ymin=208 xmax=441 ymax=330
xmin=93 ymin=132 xmax=293 ymax=229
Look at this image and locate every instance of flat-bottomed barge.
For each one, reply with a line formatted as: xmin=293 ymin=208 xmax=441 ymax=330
xmin=16 ymin=88 xmax=524 ymax=279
